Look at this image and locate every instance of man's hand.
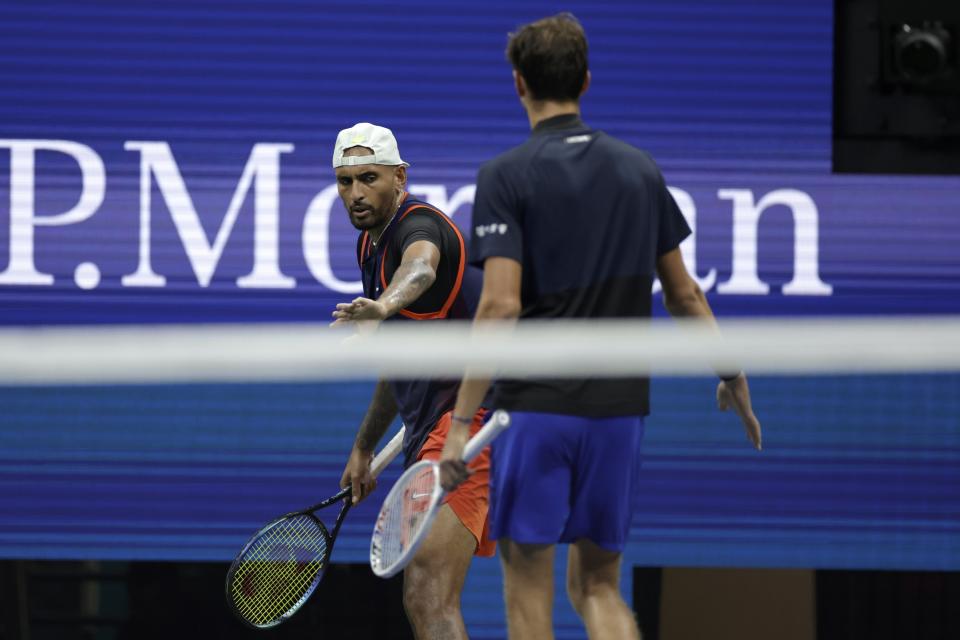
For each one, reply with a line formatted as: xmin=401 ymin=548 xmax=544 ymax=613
xmin=340 ymin=446 xmax=376 ymax=504
xmin=717 ymin=373 xmax=762 ymax=451
xmin=331 ymin=297 xmax=390 ymax=327
xmin=438 ymin=422 xmax=472 ymax=492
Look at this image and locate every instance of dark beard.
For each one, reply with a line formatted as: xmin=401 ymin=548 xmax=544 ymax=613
xmin=348 ymin=205 xmax=388 ymax=232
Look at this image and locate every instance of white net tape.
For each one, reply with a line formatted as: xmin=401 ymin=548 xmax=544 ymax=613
xmin=0 ymin=316 xmax=958 ymax=385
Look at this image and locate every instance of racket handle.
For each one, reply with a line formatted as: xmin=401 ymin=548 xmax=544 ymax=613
xmin=462 ymin=410 xmax=510 ymax=463
xmin=370 ymin=426 xmax=405 ymax=479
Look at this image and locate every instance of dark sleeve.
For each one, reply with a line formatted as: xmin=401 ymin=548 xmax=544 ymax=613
xmin=396 ymin=209 xmax=444 ymax=256
xmin=655 ymin=168 xmax=691 ymax=256
xmin=468 ymin=160 xmax=523 ymax=266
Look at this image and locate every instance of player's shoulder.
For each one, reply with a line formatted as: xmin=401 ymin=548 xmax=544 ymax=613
xmin=478 ymin=139 xmax=537 ymax=182
xmin=591 ymin=133 xmax=669 ymax=192
xmin=394 ymin=198 xmax=457 ymax=235
xmin=593 ymin=131 xmax=660 ymax=171
xmin=396 ymin=199 xmax=451 ymax=228
xmin=400 ymin=197 xmax=447 ymax=217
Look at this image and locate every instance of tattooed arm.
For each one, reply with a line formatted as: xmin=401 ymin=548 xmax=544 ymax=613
xmin=330 ymin=240 xmax=441 ymax=325
xmin=340 ymin=378 xmax=399 ymax=504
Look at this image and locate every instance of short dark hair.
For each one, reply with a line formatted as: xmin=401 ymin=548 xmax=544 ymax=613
xmin=506 ymin=13 xmax=588 ymax=102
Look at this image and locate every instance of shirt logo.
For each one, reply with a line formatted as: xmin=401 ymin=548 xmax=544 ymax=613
xmin=475 ymin=223 xmax=508 ymax=238
xmin=565 ymin=134 xmax=592 ymax=144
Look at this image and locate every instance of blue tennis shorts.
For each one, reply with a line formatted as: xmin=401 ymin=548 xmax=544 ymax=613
xmin=488 ymin=411 xmax=645 ymax=552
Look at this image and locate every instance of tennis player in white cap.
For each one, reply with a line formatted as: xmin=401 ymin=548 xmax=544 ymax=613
xmin=331 ymin=123 xmax=493 ymax=639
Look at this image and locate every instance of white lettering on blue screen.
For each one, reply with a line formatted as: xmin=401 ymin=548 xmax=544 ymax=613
xmin=0 ymin=139 xmax=833 ymax=297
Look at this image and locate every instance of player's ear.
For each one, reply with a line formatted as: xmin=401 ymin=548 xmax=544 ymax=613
xmin=393 ymin=165 xmax=407 ymax=189
xmin=580 ymin=70 xmax=591 ymax=98
xmin=513 ymin=69 xmax=526 ymax=99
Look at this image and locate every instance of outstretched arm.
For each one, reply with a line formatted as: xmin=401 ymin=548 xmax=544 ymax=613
xmin=657 ymin=247 xmax=762 ymax=450
xmin=331 ymin=240 xmax=441 ymax=325
xmin=336 ymin=241 xmax=440 ymax=502
xmin=340 ymin=378 xmax=399 ymax=504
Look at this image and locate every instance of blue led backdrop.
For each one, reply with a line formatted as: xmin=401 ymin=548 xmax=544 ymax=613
xmin=1 ymin=3 xmax=958 ymax=637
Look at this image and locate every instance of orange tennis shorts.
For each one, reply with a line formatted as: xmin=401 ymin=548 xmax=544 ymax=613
xmin=416 ymin=409 xmax=496 ymax=557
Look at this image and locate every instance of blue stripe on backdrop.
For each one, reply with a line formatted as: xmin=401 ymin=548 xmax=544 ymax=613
xmin=1 ymin=376 xmax=958 ymax=639
xmin=1 ymin=378 xmax=957 ymax=568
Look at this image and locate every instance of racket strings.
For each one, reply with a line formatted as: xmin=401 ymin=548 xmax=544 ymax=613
xmin=373 ymin=465 xmax=438 ymax=571
xmin=230 ymin=514 xmax=329 ymax=626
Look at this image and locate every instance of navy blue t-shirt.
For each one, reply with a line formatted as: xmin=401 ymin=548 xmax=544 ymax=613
xmin=357 ymin=194 xmax=480 ymax=466
xmin=469 ymin=114 xmax=691 ymax=416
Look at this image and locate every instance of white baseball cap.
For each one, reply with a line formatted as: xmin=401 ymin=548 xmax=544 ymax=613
xmin=332 ymin=122 xmax=409 ymax=168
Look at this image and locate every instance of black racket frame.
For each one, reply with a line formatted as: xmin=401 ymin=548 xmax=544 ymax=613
xmin=225 ymin=486 xmax=353 ymax=629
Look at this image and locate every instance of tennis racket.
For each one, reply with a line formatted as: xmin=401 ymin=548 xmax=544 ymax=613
xmin=226 ymin=426 xmax=404 ymax=629
xmin=370 ymin=410 xmax=510 ymax=578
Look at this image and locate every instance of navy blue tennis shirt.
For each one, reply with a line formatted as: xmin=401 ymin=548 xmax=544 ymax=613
xmin=357 ymin=194 xmax=482 ymax=466
xmin=469 ymin=114 xmax=692 ymax=416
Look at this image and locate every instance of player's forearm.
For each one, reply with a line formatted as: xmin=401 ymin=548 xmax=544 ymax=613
xmin=663 ymin=283 xmax=745 ymax=379
xmin=452 ymin=376 xmax=492 ymax=428
xmin=475 ymin=293 xmax=522 ymax=321
xmin=663 ymin=281 xmax=718 ymax=327
xmin=355 ymin=379 xmax=398 ymax=452
xmin=451 ymin=293 xmax=519 ymax=428
xmin=378 ymin=258 xmax=437 ymax=316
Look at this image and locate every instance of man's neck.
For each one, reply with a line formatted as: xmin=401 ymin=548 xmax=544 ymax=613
xmin=524 ymin=100 xmax=581 ymax=129
xmin=369 ymin=190 xmax=407 ymax=245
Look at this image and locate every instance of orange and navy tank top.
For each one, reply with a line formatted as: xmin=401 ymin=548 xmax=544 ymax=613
xmin=356 ymin=194 xmax=480 ymax=466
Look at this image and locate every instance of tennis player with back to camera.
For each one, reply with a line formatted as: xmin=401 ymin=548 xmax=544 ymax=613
xmin=438 ymin=14 xmax=763 ymax=640
xmin=329 ymin=122 xmax=492 ymax=640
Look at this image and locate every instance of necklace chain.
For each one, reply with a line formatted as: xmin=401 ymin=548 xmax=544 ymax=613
xmin=371 ymin=191 xmax=405 ymax=247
